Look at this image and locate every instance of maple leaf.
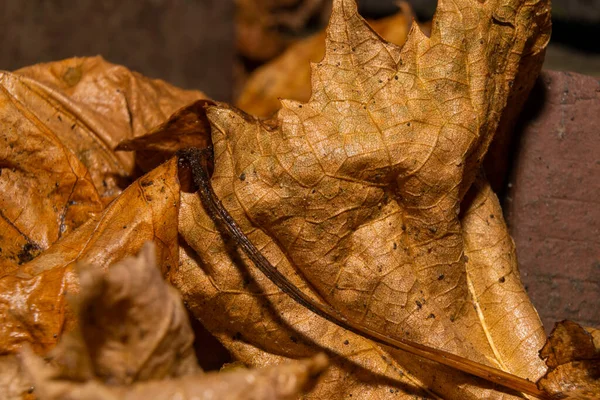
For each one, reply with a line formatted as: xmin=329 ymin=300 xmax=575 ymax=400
xmin=172 ymin=0 xmax=552 ymax=398
xmin=3 ymin=0 xmax=589 ymax=399
xmin=19 ymin=243 xmax=328 ymax=400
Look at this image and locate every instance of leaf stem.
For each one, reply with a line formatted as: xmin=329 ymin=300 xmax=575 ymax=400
xmin=179 ymin=148 xmax=552 ymax=400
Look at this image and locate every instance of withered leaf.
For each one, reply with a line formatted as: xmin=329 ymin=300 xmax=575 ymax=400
xmin=236 ymin=0 xmax=329 ymax=62
xmin=0 ymin=355 xmax=34 ymax=400
xmin=116 ymin=99 xmax=214 ymax=173
xmin=22 ymin=348 xmax=328 ymax=400
xmin=19 ymin=244 xmax=328 ymax=400
xmin=173 ymin=0 xmax=551 ymax=398
xmin=178 ymin=192 xmax=441 ymax=399
xmin=0 ymin=56 xmax=205 ymax=274
xmin=73 ymin=242 xmax=199 ymax=384
xmin=236 ymin=4 xmax=414 ymax=118
xmin=537 ymin=321 xmax=600 ymax=399
xmin=0 ymin=158 xmax=180 ymax=355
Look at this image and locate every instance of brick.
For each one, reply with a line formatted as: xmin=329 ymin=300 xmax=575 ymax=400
xmin=505 ymin=70 xmax=600 ymax=332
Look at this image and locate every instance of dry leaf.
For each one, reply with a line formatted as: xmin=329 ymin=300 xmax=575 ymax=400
xmin=537 ymin=321 xmax=600 ymax=399
xmin=19 ymin=244 xmax=328 ymax=400
xmin=116 ymin=99 xmax=213 ymax=173
xmin=236 ymin=0 xmax=328 ymax=62
xmin=73 ymin=242 xmax=199 ymax=384
xmin=0 ymin=56 xmax=204 ymax=274
xmin=0 ymin=355 xmax=34 ymax=400
xmin=0 ymin=158 xmax=180 ymax=355
xmin=22 ymin=348 xmax=328 ymax=400
xmin=236 ymin=4 xmax=414 ymax=118
xmin=172 ymin=0 xmax=552 ymax=398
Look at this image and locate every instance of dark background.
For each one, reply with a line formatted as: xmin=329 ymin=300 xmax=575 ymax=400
xmin=1 ymin=0 xmax=598 ymax=331
xmin=0 ymin=0 xmax=234 ymax=100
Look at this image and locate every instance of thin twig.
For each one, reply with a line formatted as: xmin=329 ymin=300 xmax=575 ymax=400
xmin=178 ymin=148 xmax=552 ymax=400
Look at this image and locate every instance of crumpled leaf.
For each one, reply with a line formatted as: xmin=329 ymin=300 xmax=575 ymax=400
xmin=173 ymin=0 xmax=551 ymax=398
xmin=0 ymin=355 xmax=34 ymax=400
xmin=22 ymin=348 xmax=328 ymax=400
xmin=116 ymin=99 xmax=213 ymax=173
xmin=19 ymin=243 xmax=329 ymax=400
xmin=236 ymin=3 xmax=414 ymax=118
xmin=0 ymin=56 xmax=205 ymax=274
xmin=177 ymin=192 xmax=441 ymax=399
xmin=537 ymin=321 xmax=600 ymax=399
xmin=0 ymin=158 xmax=180 ymax=355
xmin=72 ymin=242 xmax=199 ymax=384
xmin=236 ymin=0 xmax=328 ymax=62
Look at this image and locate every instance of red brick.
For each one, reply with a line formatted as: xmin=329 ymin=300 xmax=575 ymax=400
xmin=505 ymin=70 xmax=600 ymax=332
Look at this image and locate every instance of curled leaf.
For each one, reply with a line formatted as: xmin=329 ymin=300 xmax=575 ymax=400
xmin=0 ymin=158 xmax=180 ymax=355
xmin=18 ymin=243 xmax=328 ymax=400
xmin=174 ymin=0 xmax=552 ymax=398
xmin=537 ymin=321 xmax=600 ymax=399
xmin=22 ymin=348 xmax=328 ymax=400
xmin=0 ymin=56 xmax=205 ymax=274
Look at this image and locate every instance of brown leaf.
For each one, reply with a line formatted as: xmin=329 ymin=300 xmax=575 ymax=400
xmin=22 ymin=348 xmax=328 ymax=400
xmin=71 ymin=242 xmax=199 ymax=384
xmin=0 ymin=355 xmax=34 ymax=400
xmin=236 ymin=0 xmax=328 ymax=62
xmin=537 ymin=321 xmax=600 ymax=399
xmin=174 ymin=0 xmax=551 ymax=398
xmin=236 ymin=4 xmax=414 ymax=118
xmin=18 ymin=243 xmax=328 ymax=400
xmin=0 ymin=158 xmax=180 ymax=355
xmin=116 ymin=99 xmax=214 ymax=173
xmin=0 ymin=56 xmax=205 ymax=274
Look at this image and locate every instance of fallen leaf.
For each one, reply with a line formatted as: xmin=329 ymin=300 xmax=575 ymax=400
xmin=236 ymin=4 xmax=414 ymax=118
xmin=236 ymin=0 xmax=328 ymax=62
xmin=0 ymin=355 xmax=34 ymax=400
xmin=0 ymin=56 xmax=205 ymax=274
xmin=0 ymin=158 xmax=180 ymax=355
xmin=177 ymin=192 xmax=438 ymax=399
xmin=22 ymin=348 xmax=328 ymax=400
xmin=537 ymin=321 xmax=600 ymax=399
xmin=173 ymin=0 xmax=551 ymax=398
xmin=72 ymin=242 xmax=199 ymax=384
xmin=19 ymin=243 xmax=329 ymax=400
xmin=116 ymin=99 xmax=214 ymax=173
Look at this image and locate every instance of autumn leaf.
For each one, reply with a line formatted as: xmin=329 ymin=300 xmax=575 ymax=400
xmin=19 ymin=243 xmax=329 ymax=400
xmin=73 ymin=242 xmax=199 ymax=383
xmin=0 ymin=355 xmax=34 ymax=400
xmin=537 ymin=321 xmax=600 ymax=399
xmin=116 ymin=99 xmax=214 ymax=173
xmin=0 ymin=56 xmax=205 ymax=275
xmin=236 ymin=0 xmax=329 ymax=62
xmin=4 ymin=0 xmax=592 ymax=399
xmin=0 ymin=157 xmax=180 ymax=355
xmin=236 ymin=3 xmax=415 ymax=118
xmin=171 ymin=0 xmax=552 ymax=398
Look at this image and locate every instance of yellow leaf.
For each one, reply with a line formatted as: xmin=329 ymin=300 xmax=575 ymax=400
xmin=174 ymin=0 xmax=552 ymax=398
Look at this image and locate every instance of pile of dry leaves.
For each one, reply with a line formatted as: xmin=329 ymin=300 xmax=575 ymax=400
xmin=1 ymin=0 xmax=599 ymax=399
